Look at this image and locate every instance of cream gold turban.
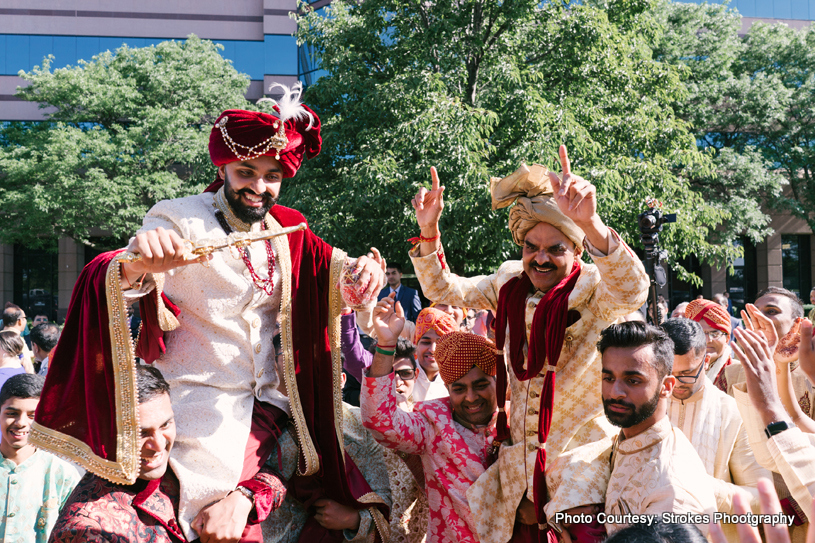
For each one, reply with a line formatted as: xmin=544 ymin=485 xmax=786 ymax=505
xmin=490 ymin=164 xmax=585 ymax=250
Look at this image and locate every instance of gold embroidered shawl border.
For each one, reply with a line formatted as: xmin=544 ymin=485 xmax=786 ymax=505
xmin=329 ymin=248 xmax=347 ymax=464
xmin=30 ymin=252 xmax=142 ymax=484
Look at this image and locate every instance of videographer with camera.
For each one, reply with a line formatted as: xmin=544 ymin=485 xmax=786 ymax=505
xmin=409 ymin=145 xmax=650 ymax=543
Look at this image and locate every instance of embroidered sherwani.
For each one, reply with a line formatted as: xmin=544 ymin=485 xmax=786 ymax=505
xmin=361 ymin=373 xmax=496 ymax=543
xmin=32 ymin=190 xmax=355 ymax=541
xmin=668 ymin=378 xmax=770 ymax=542
xmin=411 ymin=231 xmax=649 ymax=543
xmin=606 ymin=417 xmax=717 ymax=536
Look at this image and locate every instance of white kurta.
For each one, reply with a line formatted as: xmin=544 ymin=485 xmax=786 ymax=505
xmin=136 ymin=192 xmax=292 ymax=538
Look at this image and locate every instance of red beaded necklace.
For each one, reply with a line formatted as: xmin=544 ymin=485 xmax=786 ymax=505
xmin=215 ymin=210 xmax=276 ymax=295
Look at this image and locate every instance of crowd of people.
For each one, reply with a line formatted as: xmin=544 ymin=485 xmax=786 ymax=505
xmin=3 ymin=84 xmax=815 ymax=543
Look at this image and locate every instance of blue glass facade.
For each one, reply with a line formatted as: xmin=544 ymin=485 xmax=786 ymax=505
xmin=0 ymin=33 xmax=297 ymax=80
xmin=683 ymin=0 xmax=814 ymax=19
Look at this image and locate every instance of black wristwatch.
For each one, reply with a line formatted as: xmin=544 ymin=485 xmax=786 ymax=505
xmin=765 ymin=420 xmax=796 ymax=439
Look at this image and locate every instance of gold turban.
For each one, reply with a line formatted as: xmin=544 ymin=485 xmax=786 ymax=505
xmin=490 ymin=163 xmax=585 ymax=250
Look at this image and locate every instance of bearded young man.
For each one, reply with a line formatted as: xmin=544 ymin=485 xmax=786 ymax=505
xmin=410 ymin=146 xmax=649 ymax=542
xmin=31 ymin=84 xmax=386 ymax=543
xmin=545 ymin=322 xmax=717 ymax=539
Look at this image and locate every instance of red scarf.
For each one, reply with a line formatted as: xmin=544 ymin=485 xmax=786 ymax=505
xmin=494 ymin=260 xmax=582 ymax=537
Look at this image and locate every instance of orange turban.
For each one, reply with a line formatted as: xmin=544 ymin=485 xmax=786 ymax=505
xmin=685 ymin=299 xmax=731 ymax=336
xmin=413 ymin=308 xmax=458 ymax=345
xmin=437 ymin=332 xmax=499 ymax=385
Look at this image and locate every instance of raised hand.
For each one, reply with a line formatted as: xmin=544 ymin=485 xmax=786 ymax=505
xmin=776 ymin=317 xmax=804 ymax=366
xmin=373 ymin=293 xmax=406 ymax=345
xmin=547 ymin=145 xmax=597 ymax=226
xmin=799 ymin=320 xmax=815 ymax=384
xmin=741 ymin=303 xmax=779 ymax=351
xmin=412 ymin=166 xmax=445 ymax=233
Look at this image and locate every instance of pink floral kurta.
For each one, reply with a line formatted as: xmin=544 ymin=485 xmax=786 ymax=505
xmin=361 ymin=374 xmax=495 ymax=543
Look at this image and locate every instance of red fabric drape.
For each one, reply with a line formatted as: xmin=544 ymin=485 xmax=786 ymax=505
xmin=494 ymin=261 xmax=582 ymax=541
xmin=35 ymin=250 xmax=123 ymax=462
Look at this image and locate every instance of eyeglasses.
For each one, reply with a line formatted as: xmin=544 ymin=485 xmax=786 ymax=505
xmin=704 ymin=330 xmax=725 ymax=340
xmin=674 ymin=358 xmax=706 ymax=384
xmin=393 ymin=368 xmax=416 ymax=381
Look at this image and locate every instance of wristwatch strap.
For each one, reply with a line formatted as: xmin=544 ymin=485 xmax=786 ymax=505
xmin=765 ymin=420 xmax=796 ymax=439
xmin=235 ymin=485 xmax=255 ymax=506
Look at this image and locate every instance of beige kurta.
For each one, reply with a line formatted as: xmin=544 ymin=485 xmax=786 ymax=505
xmin=734 ymin=383 xmax=815 ymax=543
xmin=668 ymin=378 xmax=770 ymax=541
xmin=606 ymin=417 xmax=718 ymax=536
xmin=411 ymin=230 xmax=649 ymax=543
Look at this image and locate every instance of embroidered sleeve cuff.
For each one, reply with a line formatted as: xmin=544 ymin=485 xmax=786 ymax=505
xmin=343 ymin=509 xmax=372 ymax=542
xmin=240 ymin=471 xmax=287 ymax=524
xmin=409 ymin=242 xmax=448 ymax=273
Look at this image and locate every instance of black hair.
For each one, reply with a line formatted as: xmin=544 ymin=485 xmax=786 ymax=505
xmin=136 ymin=364 xmax=171 ymax=404
xmin=2 ymin=307 xmax=23 ymax=328
xmin=273 ymin=333 xmax=281 ymax=353
xmin=0 ymin=373 xmax=45 ymax=407
xmin=604 ymin=522 xmax=707 ymax=543
xmin=31 ymin=323 xmax=60 ymax=352
xmin=755 ymin=286 xmax=804 ymax=319
xmin=597 ymin=321 xmax=675 ymax=380
xmin=660 ymin=318 xmax=706 ymax=358
xmin=395 ymin=337 xmax=416 ymax=369
xmin=386 ymin=262 xmax=403 ymax=273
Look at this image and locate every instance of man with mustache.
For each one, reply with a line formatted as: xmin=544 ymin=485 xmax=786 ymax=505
xmin=411 ymin=146 xmax=649 ymax=542
xmin=662 ymin=318 xmax=768 ymax=542
xmin=32 ymin=84 xmax=386 ymax=543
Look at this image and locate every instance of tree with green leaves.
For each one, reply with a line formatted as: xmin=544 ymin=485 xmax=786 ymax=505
xmin=291 ymin=0 xmax=772 ymax=281
xmin=652 ymin=1 xmax=789 ymax=249
xmin=0 ymin=35 xmax=251 ymax=249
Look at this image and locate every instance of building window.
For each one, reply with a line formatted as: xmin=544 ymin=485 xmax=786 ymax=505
xmin=727 ymin=237 xmax=757 ymax=314
xmin=13 ymin=242 xmax=58 ymax=323
xmin=782 ymin=234 xmax=812 ymax=299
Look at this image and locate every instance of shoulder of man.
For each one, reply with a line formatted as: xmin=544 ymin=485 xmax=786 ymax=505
xmin=270 ymin=205 xmax=307 ymax=228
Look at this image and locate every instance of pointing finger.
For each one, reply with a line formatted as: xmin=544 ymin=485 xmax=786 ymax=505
xmin=430 ymin=166 xmax=440 ymax=191
xmin=559 ymin=145 xmax=571 ymax=176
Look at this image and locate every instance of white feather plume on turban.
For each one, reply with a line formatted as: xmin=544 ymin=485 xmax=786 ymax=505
xmin=490 ymin=164 xmax=585 ymax=250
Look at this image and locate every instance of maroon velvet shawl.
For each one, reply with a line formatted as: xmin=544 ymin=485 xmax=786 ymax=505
xmin=494 ymin=260 xmax=581 ymax=539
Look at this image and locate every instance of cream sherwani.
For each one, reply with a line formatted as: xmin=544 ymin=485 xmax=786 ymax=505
xmin=132 ymin=191 xmax=351 ymax=539
xmin=668 ymin=378 xmax=770 ymax=541
xmin=605 ymin=417 xmax=717 ymax=535
xmin=410 ymin=231 xmax=650 ymax=543
xmin=734 ymin=383 xmax=815 ymax=543
xmin=137 ymin=193 xmax=291 ymax=537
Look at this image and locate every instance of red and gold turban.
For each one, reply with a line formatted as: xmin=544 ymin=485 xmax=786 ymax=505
xmin=685 ymin=299 xmax=731 ymax=336
xmin=413 ymin=308 xmax=458 ymax=345
xmin=437 ymin=332 xmax=499 ymax=385
xmin=208 ymin=84 xmax=321 ymax=179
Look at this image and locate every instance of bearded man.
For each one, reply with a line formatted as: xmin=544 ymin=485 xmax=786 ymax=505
xmin=31 ymin=84 xmax=386 ymax=543
xmin=410 ymin=146 xmax=649 ymax=542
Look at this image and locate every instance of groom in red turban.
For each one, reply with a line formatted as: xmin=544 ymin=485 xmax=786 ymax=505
xmin=32 ymin=83 xmax=389 ymax=543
